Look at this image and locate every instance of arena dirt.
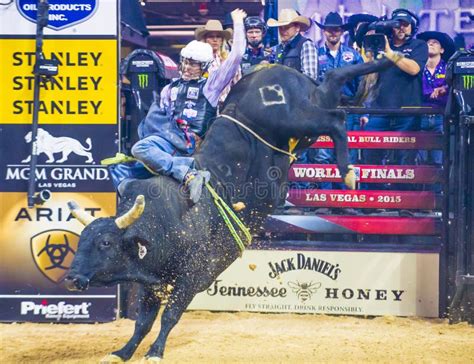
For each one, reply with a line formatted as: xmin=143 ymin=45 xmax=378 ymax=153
xmin=1 ymin=311 xmax=473 ymax=363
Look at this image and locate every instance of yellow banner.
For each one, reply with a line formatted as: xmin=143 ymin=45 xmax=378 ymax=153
xmin=0 ymin=39 xmax=118 ymax=124
xmin=0 ymin=192 xmax=116 ymax=287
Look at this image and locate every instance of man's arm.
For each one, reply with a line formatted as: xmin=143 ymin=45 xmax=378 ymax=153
xmin=384 ymin=37 xmax=428 ymax=76
xmin=300 ymin=40 xmax=318 ymax=80
xmin=204 ymin=9 xmax=247 ymax=107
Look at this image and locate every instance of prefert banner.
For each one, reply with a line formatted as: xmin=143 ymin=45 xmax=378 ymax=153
xmin=0 ymin=39 xmax=117 ymax=124
xmin=0 ymin=192 xmax=117 ymax=322
xmin=189 ymin=250 xmax=439 ymax=317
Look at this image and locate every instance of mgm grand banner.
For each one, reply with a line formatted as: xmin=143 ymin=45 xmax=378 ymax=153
xmin=0 ymin=1 xmax=119 ymax=322
xmin=189 ymin=250 xmax=439 ymax=317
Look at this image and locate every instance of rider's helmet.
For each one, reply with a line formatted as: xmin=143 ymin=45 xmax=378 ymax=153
xmin=244 ymin=16 xmax=267 ymax=34
xmin=180 ymin=40 xmax=214 ymax=72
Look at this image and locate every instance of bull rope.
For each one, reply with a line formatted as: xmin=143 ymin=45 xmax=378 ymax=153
xmin=219 ymin=114 xmax=298 ymax=162
xmin=101 ymin=155 xmax=252 ymax=255
xmin=205 ymin=182 xmax=252 ymax=255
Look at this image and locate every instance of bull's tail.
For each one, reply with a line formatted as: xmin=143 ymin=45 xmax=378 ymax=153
xmin=319 ymin=58 xmax=394 ymax=107
xmin=84 ymin=137 xmax=92 ymax=151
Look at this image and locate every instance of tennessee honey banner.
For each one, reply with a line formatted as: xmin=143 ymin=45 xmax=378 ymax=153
xmin=0 ymin=0 xmax=119 ymax=322
xmin=189 ymin=249 xmax=439 ymax=317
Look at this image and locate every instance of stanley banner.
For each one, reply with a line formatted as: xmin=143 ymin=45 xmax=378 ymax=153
xmin=0 ymin=192 xmax=118 ymax=322
xmin=0 ymin=39 xmax=117 ymax=124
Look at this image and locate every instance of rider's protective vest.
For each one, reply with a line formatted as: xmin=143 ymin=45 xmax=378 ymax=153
xmin=240 ymin=46 xmax=273 ymax=73
xmin=169 ymin=78 xmax=217 ymax=137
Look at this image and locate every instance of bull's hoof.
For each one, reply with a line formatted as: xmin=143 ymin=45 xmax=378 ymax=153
xmin=100 ymin=354 xmax=124 ymax=363
xmin=343 ymin=165 xmax=356 ymax=190
xmin=141 ymin=357 xmax=162 ymax=363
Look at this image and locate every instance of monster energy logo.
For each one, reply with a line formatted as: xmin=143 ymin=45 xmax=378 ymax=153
xmin=463 ymin=75 xmax=474 ymax=90
xmin=138 ymin=74 xmax=149 ymax=88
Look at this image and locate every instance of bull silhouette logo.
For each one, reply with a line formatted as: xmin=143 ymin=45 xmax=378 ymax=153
xmin=31 ymin=230 xmax=79 ymax=283
xmin=21 ymin=128 xmax=94 ymax=164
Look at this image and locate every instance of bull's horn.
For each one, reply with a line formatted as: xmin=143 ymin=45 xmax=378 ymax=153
xmin=67 ymin=201 xmax=97 ymax=226
xmin=343 ymin=165 xmax=356 ymax=190
xmin=115 ymin=195 xmax=145 ymax=229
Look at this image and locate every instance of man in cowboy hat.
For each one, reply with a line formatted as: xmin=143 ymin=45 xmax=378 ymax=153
xmin=109 ymin=9 xmax=247 ymax=203
xmin=314 ymin=12 xmax=364 ymax=200
xmin=267 ymin=8 xmax=317 ymax=80
xmin=195 ymin=19 xmax=233 ymax=56
xmin=416 ymin=31 xmax=455 ymax=168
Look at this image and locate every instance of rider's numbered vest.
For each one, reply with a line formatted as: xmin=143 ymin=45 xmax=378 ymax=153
xmin=169 ymin=78 xmax=217 ymax=137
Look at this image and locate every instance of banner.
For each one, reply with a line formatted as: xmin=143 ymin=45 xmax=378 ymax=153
xmin=0 ymin=125 xmax=116 ymax=192
xmin=0 ymin=39 xmax=117 ymax=124
xmin=289 ymin=165 xmax=442 ymax=184
xmin=313 ymin=132 xmax=444 ymax=150
xmin=0 ymin=192 xmax=117 ymax=322
xmin=0 ymin=0 xmax=119 ymax=322
xmin=189 ymin=250 xmax=439 ymax=317
xmin=0 ymin=0 xmax=117 ymax=36
xmin=287 ymin=190 xmax=438 ymax=209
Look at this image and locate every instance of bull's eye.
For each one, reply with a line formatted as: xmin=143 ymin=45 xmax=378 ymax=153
xmin=100 ymin=240 xmax=111 ymax=248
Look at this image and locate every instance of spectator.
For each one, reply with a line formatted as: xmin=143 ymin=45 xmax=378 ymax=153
xmin=267 ymin=9 xmax=316 ymax=195
xmin=109 ymin=9 xmax=247 ymax=203
xmin=267 ymin=8 xmax=317 ymax=80
xmin=315 ymin=12 xmax=364 ymax=197
xmin=363 ymin=9 xmax=428 ymax=189
xmin=195 ymin=19 xmax=239 ymax=104
xmin=416 ymin=31 xmax=455 ymax=167
xmin=241 ymin=16 xmax=274 ymax=74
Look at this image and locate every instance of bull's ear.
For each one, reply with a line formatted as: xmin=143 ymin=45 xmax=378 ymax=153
xmin=123 ymin=235 xmax=150 ymax=261
xmin=115 ymin=195 xmax=145 ymax=229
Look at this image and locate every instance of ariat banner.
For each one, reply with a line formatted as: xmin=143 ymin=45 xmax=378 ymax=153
xmin=0 ymin=125 xmax=117 ymax=192
xmin=0 ymin=192 xmax=117 ymax=322
xmin=0 ymin=39 xmax=117 ymax=124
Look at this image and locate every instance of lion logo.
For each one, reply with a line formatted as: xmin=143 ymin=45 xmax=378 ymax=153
xmin=21 ymin=128 xmax=94 ymax=164
xmin=30 ymin=230 xmax=79 ymax=284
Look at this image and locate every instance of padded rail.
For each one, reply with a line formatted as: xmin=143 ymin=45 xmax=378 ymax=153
xmin=265 ymin=215 xmax=440 ymax=235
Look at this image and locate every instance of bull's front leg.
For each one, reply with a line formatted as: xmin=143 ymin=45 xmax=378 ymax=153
xmin=330 ymin=118 xmax=356 ymax=190
xmin=101 ymin=285 xmax=162 ymax=363
xmin=144 ymin=278 xmax=198 ymax=361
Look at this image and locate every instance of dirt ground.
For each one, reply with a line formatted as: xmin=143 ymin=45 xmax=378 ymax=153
xmin=1 ymin=311 xmax=473 ymax=363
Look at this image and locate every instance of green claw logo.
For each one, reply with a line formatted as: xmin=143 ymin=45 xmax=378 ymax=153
xmin=138 ymin=74 xmax=149 ymax=88
xmin=463 ymin=75 xmax=474 ymax=90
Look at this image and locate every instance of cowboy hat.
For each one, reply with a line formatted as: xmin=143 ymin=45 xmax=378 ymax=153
xmin=417 ymin=31 xmax=456 ymax=61
xmin=315 ymin=12 xmax=351 ymax=30
xmin=267 ymin=8 xmax=311 ymax=31
xmin=195 ymin=20 xmax=232 ymax=41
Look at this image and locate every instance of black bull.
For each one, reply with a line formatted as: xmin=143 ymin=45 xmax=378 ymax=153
xmin=65 ymin=59 xmax=393 ymax=362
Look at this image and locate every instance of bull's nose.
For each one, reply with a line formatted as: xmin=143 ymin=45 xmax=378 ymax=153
xmin=64 ymin=275 xmax=89 ymax=291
